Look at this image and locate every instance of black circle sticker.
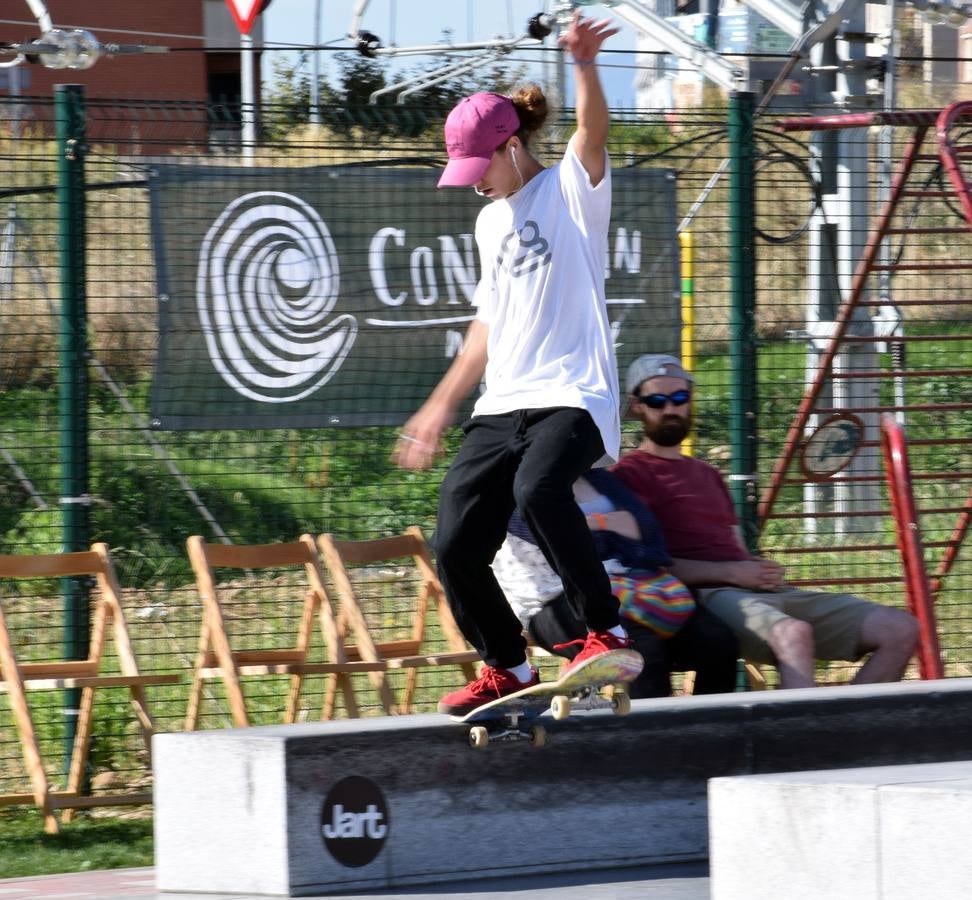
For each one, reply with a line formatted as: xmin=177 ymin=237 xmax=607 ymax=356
xmin=320 ymin=776 xmax=390 ymax=868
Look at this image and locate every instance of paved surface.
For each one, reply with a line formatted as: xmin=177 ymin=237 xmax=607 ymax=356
xmin=0 ymin=862 xmax=709 ymax=899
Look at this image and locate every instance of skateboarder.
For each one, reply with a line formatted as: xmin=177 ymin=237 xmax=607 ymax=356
xmin=394 ymin=12 xmax=637 ymax=715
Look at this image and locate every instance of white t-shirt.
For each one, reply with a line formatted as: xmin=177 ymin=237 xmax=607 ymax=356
xmin=470 ymin=136 xmax=620 ymax=464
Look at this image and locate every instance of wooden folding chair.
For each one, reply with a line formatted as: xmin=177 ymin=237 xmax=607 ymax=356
xmin=743 ymin=661 xmax=769 ymax=689
xmin=317 ymin=526 xmax=479 ymax=717
xmin=0 ymin=543 xmax=180 ymax=833
xmin=679 ymin=662 xmax=767 ymax=695
xmin=185 ymin=534 xmax=388 ymax=729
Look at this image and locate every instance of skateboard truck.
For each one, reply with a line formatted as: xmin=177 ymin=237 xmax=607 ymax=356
xmin=468 ymin=710 xmax=547 ymax=750
xmin=550 ymin=685 xmax=632 ymax=720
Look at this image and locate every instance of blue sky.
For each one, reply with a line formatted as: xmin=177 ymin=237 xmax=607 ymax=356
xmin=262 ymin=1 xmax=641 ymax=107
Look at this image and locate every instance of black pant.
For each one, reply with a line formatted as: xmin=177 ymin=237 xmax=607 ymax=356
xmin=434 ymin=407 xmax=620 ymax=669
xmin=528 ymin=592 xmax=740 ymax=698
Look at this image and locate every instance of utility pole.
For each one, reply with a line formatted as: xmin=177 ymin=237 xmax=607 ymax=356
xmin=240 ymin=30 xmax=255 ymax=164
xmin=55 ymin=84 xmax=91 ymax=778
xmin=803 ymin=0 xmax=879 ymax=538
xmin=310 ymin=0 xmax=322 ymax=125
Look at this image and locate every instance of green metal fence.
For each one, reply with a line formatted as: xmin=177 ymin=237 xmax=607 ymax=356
xmin=0 ymin=89 xmax=970 ymax=804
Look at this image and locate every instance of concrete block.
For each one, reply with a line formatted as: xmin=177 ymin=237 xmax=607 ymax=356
xmin=155 ymin=679 xmax=972 ymax=896
xmin=879 ymin=778 xmax=972 ymax=900
xmin=154 ymin=712 xmax=714 ymax=896
xmin=154 ymin=732 xmax=289 ymax=895
xmin=709 ymin=760 xmax=972 ymax=900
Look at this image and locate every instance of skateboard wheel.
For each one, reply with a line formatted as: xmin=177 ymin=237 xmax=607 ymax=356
xmin=469 ymin=726 xmax=489 ymax=750
xmin=612 ymin=692 xmax=631 ymax=716
xmin=529 ymin=724 xmax=546 ymax=748
xmin=551 ymin=695 xmax=571 ymax=720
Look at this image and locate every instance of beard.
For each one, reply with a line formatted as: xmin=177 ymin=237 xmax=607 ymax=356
xmin=644 ymin=412 xmax=691 ymax=447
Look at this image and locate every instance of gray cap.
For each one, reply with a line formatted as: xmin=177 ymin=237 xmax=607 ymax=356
xmin=625 ymin=354 xmax=694 ymax=395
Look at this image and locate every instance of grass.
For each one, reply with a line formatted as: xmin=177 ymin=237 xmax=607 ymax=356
xmin=0 ymin=808 xmax=153 ymax=879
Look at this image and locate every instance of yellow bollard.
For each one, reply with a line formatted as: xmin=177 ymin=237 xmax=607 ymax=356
xmin=678 ymin=231 xmax=695 ymax=457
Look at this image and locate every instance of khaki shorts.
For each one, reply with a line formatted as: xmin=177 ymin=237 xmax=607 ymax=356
xmin=696 ymin=586 xmax=882 ymax=665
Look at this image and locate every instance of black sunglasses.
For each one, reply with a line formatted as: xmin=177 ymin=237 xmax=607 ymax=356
xmin=636 ymin=389 xmax=692 ymax=409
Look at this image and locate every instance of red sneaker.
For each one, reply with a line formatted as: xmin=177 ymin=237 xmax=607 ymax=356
xmin=555 ymin=630 xmax=633 ymax=673
xmin=437 ymin=665 xmax=540 ymax=716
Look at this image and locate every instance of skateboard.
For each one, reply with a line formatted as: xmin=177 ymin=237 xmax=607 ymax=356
xmin=453 ymin=648 xmax=644 ymax=750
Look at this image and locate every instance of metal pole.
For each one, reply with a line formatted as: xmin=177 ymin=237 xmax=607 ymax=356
xmin=802 ymin=29 xmax=837 ymax=543
xmin=241 ymin=32 xmax=255 ymax=164
xmin=702 ymin=0 xmax=718 ymax=49
xmin=728 ymin=91 xmax=759 ymax=551
xmin=310 ymin=0 xmax=321 ymax=125
xmin=10 ymin=64 xmax=23 ymax=138
xmin=881 ymin=0 xmax=905 ymax=422
xmin=835 ymin=0 xmax=879 ymax=534
xmin=55 ymin=83 xmax=90 ymax=779
xmin=880 ymin=415 xmax=944 ymax=679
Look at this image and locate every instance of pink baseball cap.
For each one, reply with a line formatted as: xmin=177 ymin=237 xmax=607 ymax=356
xmin=437 ymin=92 xmax=521 ymax=188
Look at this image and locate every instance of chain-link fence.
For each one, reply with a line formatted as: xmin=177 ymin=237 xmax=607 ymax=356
xmin=0 ymin=90 xmax=970 ymax=803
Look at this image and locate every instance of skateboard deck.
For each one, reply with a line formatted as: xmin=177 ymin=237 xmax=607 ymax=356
xmin=454 ymin=648 xmax=644 ymax=750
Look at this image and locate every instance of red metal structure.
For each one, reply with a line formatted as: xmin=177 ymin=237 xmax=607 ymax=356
xmin=755 ymin=103 xmax=972 ymax=676
xmin=879 ymin=414 xmax=944 ymax=680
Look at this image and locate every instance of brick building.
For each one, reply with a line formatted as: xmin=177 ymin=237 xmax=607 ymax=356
xmin=0 ymin=0 xmax=264 ymax=146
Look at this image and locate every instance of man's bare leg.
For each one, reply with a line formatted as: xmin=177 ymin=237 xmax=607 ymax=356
xmin=851 ymin=607 xmax=919 ymax=684
xmin=767 ymin=618 xmax=815 ymax=688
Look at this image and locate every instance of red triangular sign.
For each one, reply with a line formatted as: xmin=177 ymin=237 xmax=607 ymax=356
xmin=225 ymin=0 xmax=262 ymax=35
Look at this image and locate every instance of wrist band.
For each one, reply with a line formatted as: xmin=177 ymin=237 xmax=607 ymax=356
xmin=591 ymin=513 xmax=608 ymax=530
xmin=573 ymin=59 xmax=595 ymax=68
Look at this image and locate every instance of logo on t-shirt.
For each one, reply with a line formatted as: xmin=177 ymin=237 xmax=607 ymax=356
xmin=497 ymin=219 xmax=551 ymax=277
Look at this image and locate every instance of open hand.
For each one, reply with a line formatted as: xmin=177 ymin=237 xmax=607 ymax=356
xmin=558 ymin=10 xmax=620 ymax=64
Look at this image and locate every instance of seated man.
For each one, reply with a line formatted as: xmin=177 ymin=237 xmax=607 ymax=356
xmin=612 ymin=353 xmax=920 ymax=689
xmin=492 ymin=466 xmax=740 ymax=698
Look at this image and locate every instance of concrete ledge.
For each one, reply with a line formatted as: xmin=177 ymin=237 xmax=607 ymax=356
xmin=709 ymin=760 xmax=972 ymax=900
xmin=154 ymin=678 xmax=972 ymax=896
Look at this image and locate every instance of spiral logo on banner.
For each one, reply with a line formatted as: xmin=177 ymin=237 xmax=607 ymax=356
xmin=197 ymin=191 xmax=357 ymax=403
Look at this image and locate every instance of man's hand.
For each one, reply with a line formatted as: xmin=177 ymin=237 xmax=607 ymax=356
xmin=393 ymin=404 xmax=452 ymax=470
xmin=392 ymin=319 xmax=488 ymax=470
xmin=558 ymin=10 xmax=619 ymax=63
xmin=728 ymin=557 xmax=787 ymax=591
xmin=586 ymin=509 xmax=640 ymax=540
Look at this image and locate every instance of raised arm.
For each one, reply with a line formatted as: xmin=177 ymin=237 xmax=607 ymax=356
xmin=559 ymin=11 xmax=619 ymax=187
xmin=393 ymin=318 xmax=488 ymax=470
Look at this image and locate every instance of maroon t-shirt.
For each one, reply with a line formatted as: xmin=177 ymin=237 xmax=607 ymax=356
xmin=611 ymin=451 xmax=748 ymax=562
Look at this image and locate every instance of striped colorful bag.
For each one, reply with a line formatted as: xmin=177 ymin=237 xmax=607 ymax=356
xmin=609 ymin=571 xmax=695 ymax=638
